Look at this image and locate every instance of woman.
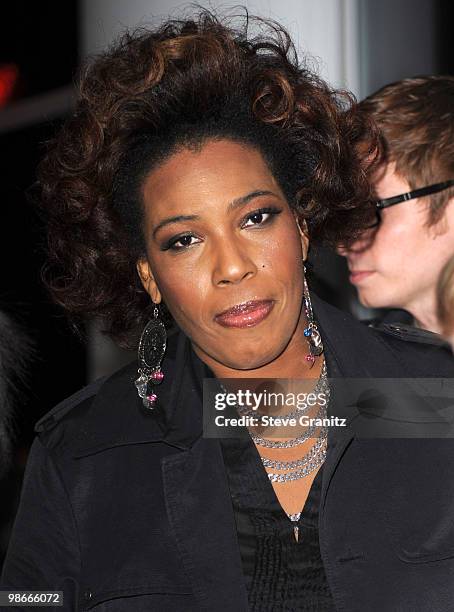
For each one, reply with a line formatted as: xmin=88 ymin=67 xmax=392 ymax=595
xmin=1 ymin=9 xmax=454 ymax=612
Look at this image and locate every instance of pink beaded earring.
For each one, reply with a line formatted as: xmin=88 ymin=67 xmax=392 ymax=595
xmin=134 ymin=303 xmax=167 ymax=409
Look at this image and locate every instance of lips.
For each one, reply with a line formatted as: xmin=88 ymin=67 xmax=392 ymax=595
xmin=349 ymin=270 xmax=375 ymax=284
xmin=214 ymin=299 xmax=275 ymax=328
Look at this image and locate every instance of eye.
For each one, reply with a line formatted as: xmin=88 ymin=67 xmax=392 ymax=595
xmin=161 ymin=206 xmax=283 ymax=252
xmin=162 ymin=234 xmax=201 ymax=251
xmin=241 ymin=206 xmax=282 ymax=228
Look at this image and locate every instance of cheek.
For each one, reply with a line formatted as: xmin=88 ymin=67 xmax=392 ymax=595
xmin=255 ymin=231 xmax=305 ymax=305
xmin=258 ymin=232 xmax=303 ymax=274
xmin=153 ymin=262 xmax=206 ymax=322
xmin=369 ymin=216 xmax=422 ymax=267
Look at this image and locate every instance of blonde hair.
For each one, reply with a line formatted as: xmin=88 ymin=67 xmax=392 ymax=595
xmin=437 ymin=255 xmax=454 ymax=335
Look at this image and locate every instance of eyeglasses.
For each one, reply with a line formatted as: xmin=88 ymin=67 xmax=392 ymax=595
xmin=367 ymin=179 xmax=454 ymax=228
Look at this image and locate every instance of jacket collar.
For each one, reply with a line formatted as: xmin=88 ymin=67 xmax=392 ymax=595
xmin=72 ymin=292 xmax=402 ymax=458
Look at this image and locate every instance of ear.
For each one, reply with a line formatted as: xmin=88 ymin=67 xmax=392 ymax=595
xmin=136 ymin=258 xmax=162 ymax=304
xmin=294 ymin=213 xmax=310 ymax=261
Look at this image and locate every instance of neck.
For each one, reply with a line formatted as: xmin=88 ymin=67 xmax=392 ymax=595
xmin=406 ymin=290 xmax=442 ymax=334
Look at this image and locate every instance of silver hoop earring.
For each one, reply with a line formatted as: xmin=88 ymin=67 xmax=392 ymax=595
xmin=303 ymin=264 xmax=324 ymax=366
xmin=134 ymin=303 xmax=167 ymax=409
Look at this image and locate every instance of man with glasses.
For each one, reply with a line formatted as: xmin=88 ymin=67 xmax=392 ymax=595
xmin=339 ymin=76 xmax=454 ymax=338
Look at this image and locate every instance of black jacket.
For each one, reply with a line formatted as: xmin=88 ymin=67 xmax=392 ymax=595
xmin=1 ymin=294 xmax=454 ymax=612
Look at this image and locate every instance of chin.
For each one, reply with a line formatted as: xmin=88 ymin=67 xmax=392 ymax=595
xmin=361 ymin=294 xmax=406 ymax=312
xmin=360 ymin=297 xmax=377 ymax=309
xmin=220 ymin=339 xmax=286 ymax=371
xmin=358 ymin=289 xmax=389 ymax=310
xmin=221 ymin=352 xmax=275 ymax=371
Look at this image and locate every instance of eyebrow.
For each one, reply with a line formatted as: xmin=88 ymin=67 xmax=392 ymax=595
xmin=152 ymin=189 xmax=278 ymax=239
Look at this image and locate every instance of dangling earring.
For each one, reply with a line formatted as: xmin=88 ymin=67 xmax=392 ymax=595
xmin=303 ymin=264 xmax=324 ymax=367
xmin=134 ymin=303 xmax=167 ymax=409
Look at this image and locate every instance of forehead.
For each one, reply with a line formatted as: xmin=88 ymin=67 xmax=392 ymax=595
xmin=141 ymin=139 xmax=283 ymax=214
xmin=373 ymin=161 xmax=410 ymax=197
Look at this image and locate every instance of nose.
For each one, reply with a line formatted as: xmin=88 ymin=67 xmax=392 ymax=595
xmin=336 ymin=242 xmax=349 ymax=257
xmin=212 ymin=239 xmax=257 ymax=286
xmin=337 ymin=229 xmax=376 ymax=256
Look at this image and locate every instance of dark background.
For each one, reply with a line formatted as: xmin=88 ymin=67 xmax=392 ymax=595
xmin=0 ymin=1 xmax=83 ymax=562
xmin=1 ymin=0 xmax=454 ymax=565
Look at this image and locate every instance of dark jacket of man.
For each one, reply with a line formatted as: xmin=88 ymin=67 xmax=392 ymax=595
xmin=1 ymin=294 xmax=454 ymax=612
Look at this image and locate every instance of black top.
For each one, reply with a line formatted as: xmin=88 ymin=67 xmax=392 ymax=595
xmin=219 ymin=433 xmax=335 ymax=611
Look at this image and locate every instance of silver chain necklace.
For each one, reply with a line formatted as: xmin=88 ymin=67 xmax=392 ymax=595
xmin=261 ymin=427 xmax=327 ymax=470
xmin=250 ymin=360 xmax=329 ymax=450
xmin=266 ymin=441 xmax=327 ymax=482
xmin=237 ymin=362 xmax=329 ymax=420
xmin=250 ymin=402 xmax=327 ymax=448
xmin=219 ymin=353 xmax=330 ymax=540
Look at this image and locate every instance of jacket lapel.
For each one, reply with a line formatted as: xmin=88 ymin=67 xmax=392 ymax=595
xmin=310 ymin=293 xmax=406 ymax=511
xmin=160 ymin=334 xmax=250 ymax=611
xmin=161 ymin=438 xmax=250 ymax=611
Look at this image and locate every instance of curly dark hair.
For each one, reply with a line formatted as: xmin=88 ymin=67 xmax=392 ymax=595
xmin=37 ymin=5 xmax=379 ymax=349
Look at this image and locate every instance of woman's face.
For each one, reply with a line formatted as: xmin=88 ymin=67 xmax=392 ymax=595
xmin=136 ymin=139 xmax=309 ymax=374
